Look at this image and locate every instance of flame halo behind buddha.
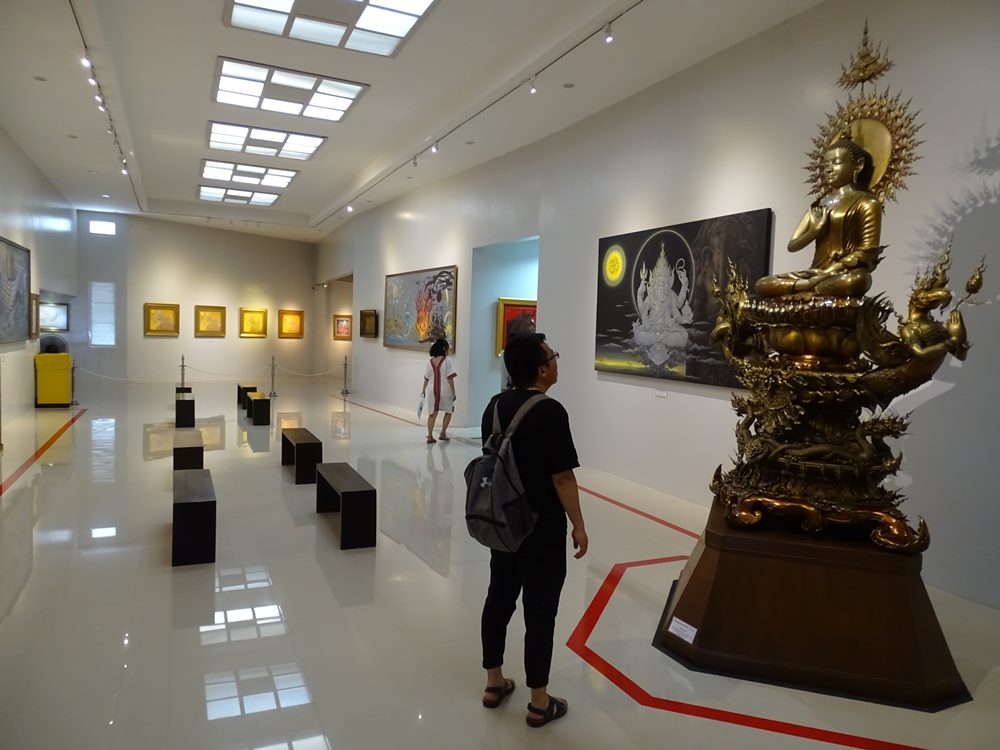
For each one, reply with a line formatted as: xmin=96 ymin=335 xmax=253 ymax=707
xmin=710 ymin=24 xmax=985 ymax=552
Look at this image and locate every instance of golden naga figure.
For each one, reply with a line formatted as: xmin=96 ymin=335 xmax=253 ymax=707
xmin=709 ymin=24 xmax=986 ymax=552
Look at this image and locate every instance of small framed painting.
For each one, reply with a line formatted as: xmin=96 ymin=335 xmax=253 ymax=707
xmin=278 ymin=309 xmax=304 ymax=338
xmin=240 ymin=307 xmax=268 ymax=338
xmin=496 ymin=298 xmax=537 ymax=356
xmin=29 ymin=293 xmax=39 ymax=339
xmin=194 ymin=305 xmax=226 ymax=337
xmin=39 ymin=302 xmax=69 ymax=332
xmin=143 ymin=302 xmax=180 ymax=337
xmin=333 ymin=314 xmax=352 ymax=341
xmin=359 ymin=309 xmax=378 ymax=338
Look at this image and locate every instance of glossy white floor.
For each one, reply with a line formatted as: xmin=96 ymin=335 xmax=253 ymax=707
xmin=0 ymin=378 xmax=997 ymax=750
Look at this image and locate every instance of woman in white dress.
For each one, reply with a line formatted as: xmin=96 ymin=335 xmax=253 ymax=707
xmin=422 ymin=338 xmax=457 ymax=443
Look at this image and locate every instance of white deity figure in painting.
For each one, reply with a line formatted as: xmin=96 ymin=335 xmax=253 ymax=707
xmin=632 ymin=245 xmax=692 ymax=365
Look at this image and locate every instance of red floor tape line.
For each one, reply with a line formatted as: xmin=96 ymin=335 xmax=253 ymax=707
xmin=0 ymin=408 xmax=87 ymax=496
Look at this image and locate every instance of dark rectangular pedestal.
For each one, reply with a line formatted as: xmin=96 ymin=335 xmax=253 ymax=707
xmin=237 ymin=383 xmax=257 ymax=411
xmin=173 ymin=428 xmax=204 ymax=470
xmin=652 ymin=501 xmax=970 ymax=709
xmin=281 ymin=428 xmax=322 ymax=484
xmin=175 ymin=394 xmax=195 ymax=428
xmin=172 ymin=469 xmax=216 ymax=566
xmin=248 ymin=392 xmax=270 ymax=426
xmin=316 ymin=462 xmax=376 ymax=549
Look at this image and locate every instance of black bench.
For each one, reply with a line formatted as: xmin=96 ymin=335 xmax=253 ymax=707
xmin=172 ymin=468 xmax=216 ymax=566
xmin=316 ymin=463 xmax=376 ymax=549
xmin=281 ymin=428 xmax=322 ymax=484
xmin=246 ymin=391 xmax=270 ymax=426
xmin=175 ymin=393 xmax=195 ymax=428
xmin=173 ymin=428 xmax=204 ymax=470
xmin=237 ymin=383 xmax=257 ymax=411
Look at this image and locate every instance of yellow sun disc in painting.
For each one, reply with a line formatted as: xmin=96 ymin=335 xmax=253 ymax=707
xmin=603 ymin=245 xmax=626 ymax=287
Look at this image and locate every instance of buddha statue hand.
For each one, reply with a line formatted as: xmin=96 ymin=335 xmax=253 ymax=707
xmin=946 ymin=309 xmax=969 ymax=360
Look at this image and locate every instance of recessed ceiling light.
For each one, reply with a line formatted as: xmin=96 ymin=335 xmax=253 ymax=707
xmin=238 ymin=0 xmax=294 ymax=12
xmin=231 ymin=4 xmax=288 ymax=34
xmin=372 ymin=0 xmax=434 ymax=14
xmin=344 ymin=28 xmax=400 ymax=56
xmin=270 ymin=70 xmax=317 ymax=90
xmin=101 ymin=194 xmax=111 ymax=198
xmin=201 ymin=159 xmax=297 ymax=190
xmin=289 ymin=17 xmax=346 ymax=46
xmin=33 ymin=75 xmax=47 ymax=82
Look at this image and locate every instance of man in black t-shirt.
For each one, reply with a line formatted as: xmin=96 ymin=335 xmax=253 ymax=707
xmin=479 ymin=333 xmax=588 ymax=728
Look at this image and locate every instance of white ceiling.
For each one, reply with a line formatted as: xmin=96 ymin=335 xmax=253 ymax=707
xmin=0 ymin=0 xmax=822 ymax=242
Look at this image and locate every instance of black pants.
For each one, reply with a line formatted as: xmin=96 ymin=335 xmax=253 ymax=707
xmin=481 ymin=533 xmax=567 ymax=689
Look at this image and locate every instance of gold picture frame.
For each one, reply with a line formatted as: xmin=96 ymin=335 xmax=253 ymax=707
xmin=143 ymin=302 xmax=180 ymax=337
xmin=359 ymin=309 xmax=378 ymax=338
xmin=495 ymin=297 xmax=537 ymax=356
xmin=278 ymin=309 xmax=304 ymax=338
xmin=240 ymin=307 xmax=268 ymax=338
xmin=194 ymin=305 xmax=226 ymax=337
xmin=333 ymin=314 xmax=352 ymax=341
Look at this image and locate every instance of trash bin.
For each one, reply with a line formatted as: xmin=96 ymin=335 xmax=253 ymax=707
xmin=34 ymin=353 xmax=72 ymax=407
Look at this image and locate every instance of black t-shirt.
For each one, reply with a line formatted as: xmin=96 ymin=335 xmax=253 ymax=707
xmin=480 ymin=388 xmax=579 ymax=539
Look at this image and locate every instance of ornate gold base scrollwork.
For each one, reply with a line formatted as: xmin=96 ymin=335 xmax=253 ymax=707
xmin=725 ymin=494 xmax=929 ymax=553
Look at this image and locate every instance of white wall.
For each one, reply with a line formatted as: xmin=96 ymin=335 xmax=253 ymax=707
xmin=74 ymin=212 xmax=317 ymax=387
xmin=316 ymin=0 xmax=1000 ymax=608
xmin=468 ymin=238 xmax=538 ymax=414
xmin=0 ymin=125 xmax=76 ymax=427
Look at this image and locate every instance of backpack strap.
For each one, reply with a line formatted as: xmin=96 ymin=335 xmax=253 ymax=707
xmin=502 ymin=393 xmax=548 ymax=438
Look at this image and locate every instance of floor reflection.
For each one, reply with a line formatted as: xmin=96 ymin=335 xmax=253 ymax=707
xmin=0 ymin=478 xmax=37 ymax=624
xmin=203 ymin=662 xmax=311 ymax=720
xmin=379 ymin=451 xmax=452 ymax=577
xmin=331 ymin=400 xmax=350 ymax=439
xmin=143 ymin=415 xmax=226 ymax=461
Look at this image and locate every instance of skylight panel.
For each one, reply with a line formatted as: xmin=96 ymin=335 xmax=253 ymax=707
xmin=199 ymin=185 xmax=280 ymax=206
xmin=344 ymin=28 xmax=400 ymax=56
xmin=356 ymin=5 xmax=417 ymax=37
xmin=221 ymin=60 xmax=268 ymax=81
xmin=200 ymin=160 xmax=299 ymax=191
xmin=238 ymin=0 xmax=294 ymax=11
xmin=224 ymin=0 xmax=436 ymax=57
xmin=209 ymin=121 xmax=325 ymax=160
xmin=215 ymin=58 xmax=367 ymax=123
xmin=270 ymin=70 xmax=317 ymax=90
xmin=289 ymin=17 xmax=347 ymax=46
xmin=231 ymin=5 xmax=288 ymax=35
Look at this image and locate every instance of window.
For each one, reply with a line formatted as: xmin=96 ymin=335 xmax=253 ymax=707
xmin=89 ymin=219 xmax=116 ymax=235
xmin=90 ymin=281 xmax=116 ymax=346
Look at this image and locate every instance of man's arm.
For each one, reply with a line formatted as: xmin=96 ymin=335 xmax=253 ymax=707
xmin=552 ymin=469 xmax=588 ymax=559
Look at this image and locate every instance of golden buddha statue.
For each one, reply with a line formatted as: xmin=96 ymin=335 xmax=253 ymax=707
xmin=756 ymin=134 xmax=882 ymax=298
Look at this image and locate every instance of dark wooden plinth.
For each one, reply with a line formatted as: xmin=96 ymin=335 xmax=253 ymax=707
xmin=316 ymin=462 xmax=376 ymax=550
xmin=653 ymin=502 xmax=969 ymax=710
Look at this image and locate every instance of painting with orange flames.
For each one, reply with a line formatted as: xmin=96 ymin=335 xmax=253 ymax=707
xmin=383 ymin=265 xmax=457 ymax=351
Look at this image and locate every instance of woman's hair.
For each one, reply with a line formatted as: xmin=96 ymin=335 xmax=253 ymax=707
xmin=503 ymin=333 xmax=548 ymax=388
xmin=429 ymin=338 xmax=449 ymax=357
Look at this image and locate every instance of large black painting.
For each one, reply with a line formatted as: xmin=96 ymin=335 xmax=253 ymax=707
xmin=595 ymin=209 xmax=772 ymax=388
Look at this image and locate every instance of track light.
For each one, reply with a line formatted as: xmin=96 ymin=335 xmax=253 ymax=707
xmin=121 ymin=168 xmax=128 ymax=175
xmin=431 ymin=142 xmax=438 ymax=154
xmin=346 ymin=205 xmax=353 ymax=212
xmin=412 ymin=156 xmax=418 ymax=167
xmin=81 ymin=56 xmax=91 ymax=68
xmin=98 ymin=104 xmax=106 ymax=112
xmin=604 ymin=23 xmax=614 ymax=44
xmin=529 ymin=76 xmax=537 ymax=94
xmin=94 ymin=95 xmax=102 ymax=103
xmin=88 ymin=77 xmax=97 ymax=86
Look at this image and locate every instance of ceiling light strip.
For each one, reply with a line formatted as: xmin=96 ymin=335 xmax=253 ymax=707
xmin=317 ymin=0 xmax=646 ymax=225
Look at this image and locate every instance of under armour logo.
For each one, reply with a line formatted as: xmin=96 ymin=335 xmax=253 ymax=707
xmin=480 ymin=477 xmax=492 ymax=488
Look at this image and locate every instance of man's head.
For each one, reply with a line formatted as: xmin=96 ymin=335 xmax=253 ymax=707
xmin=504 ymin=333 xmax=558 ymax=390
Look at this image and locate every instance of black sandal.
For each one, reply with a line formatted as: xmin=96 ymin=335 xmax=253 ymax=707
xmin=482 ymin=678 xmax=515 ymax=708
xmin=525 ymin=695 xmax=568 ymax=727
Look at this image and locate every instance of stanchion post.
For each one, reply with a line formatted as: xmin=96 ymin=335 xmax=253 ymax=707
xmin=180 ymin=354 xmax=186 ymax=390
xmin=341 ymin=355 xmax=350 ymax=396
xmin=269 ymin=356 xmax=277 ymax=398
xmin=71 ymin=363 xmax=79 ymax=406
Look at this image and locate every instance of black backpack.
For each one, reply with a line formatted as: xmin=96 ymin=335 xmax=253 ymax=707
xmin=464 ymin=393 xmax=547 ymax=551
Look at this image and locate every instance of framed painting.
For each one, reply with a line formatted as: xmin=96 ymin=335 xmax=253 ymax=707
xmin=495 ymin=298 xmax=536 ymax=356
xmin=144 ymin=302 xmax=180 ymax=337
xmin=278 ymin=309 xmax=304 ymax=339
xmin=595 ymin=208 xmax=772 ymax=388
xmin=383 ymin=265 xmax=457 ymax=351
xmin=359 ymin=309 xmax=379 ymax=338
xmin=29 ymin=293 xmax=39 ymax=340
xmin=194 ymin=305 xmax=226 ymax=337
xmin=0 ymin=235 xmax=31 ymax=343
xmin=240 ymin=307 xmax=267 ymax=338
xmin=333 ymin=314 xmax=352 ymax=341
xmin=39 ymin=302 xmax=69 ymax=332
